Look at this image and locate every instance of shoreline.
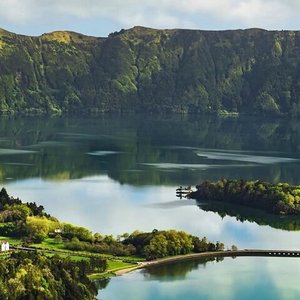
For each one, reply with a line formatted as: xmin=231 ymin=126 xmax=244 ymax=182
xmin=113 ymin=250 xmax=230 ymax=276
xmin=113 ymin=249 xmax=300 ymax=276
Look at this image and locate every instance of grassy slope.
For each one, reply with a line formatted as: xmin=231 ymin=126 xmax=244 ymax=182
xmin=0 ymin=235 xmax=138 ymax=276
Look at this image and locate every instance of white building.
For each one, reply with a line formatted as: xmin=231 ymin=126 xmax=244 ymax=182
xmin=0 ymin=241 xmax=9 ymax=252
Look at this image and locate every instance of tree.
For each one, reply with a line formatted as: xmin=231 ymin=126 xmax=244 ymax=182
xmin=90 ymin=257 xmax=107 ymax=273
xmin=25 ymin=216 xmax=59 ymax=242
xmin=216 ymin=241 xmax=225 ymax=251
xmin=62 ymin=223 xmax=93 ymax=242
xmin=144 ymin=233 xmax=168 ymax=260
xmin=231 ymin=245 xmax=238 ymax=251
xmin=5 ymin=204 xmax=31 ymax=222
xmin=0 ymin=252 xmax=97 ymax=300
xmin=94 ymin=233 xmax=103 ymax=243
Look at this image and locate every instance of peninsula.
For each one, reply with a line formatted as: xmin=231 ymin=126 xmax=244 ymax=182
xmin=0 ymin=187 xmax=226 ymax=299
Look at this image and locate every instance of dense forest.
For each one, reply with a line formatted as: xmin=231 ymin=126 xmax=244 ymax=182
xmin=2 ymin=27 xmax=300 ymax=115
xmin=0 ymin=252 xmax=98 ymax=300
xmin=189 ymin=179 xmax=300 ymax=215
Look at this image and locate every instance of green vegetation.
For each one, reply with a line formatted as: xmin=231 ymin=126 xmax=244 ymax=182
xmin=106 ymin=260 xmax=134 ymax=270
xmin=0 ymin=187 xmax=221 ymax=259
xmin=0 ymin=115 xmax=299 ymax=188
xmin=0 ymin=189 xmax=224 ymax=259
xmin=189 ymin=179 xmax=300 ymax=215
xmin=0 ymin=188 xmax=227 ymax=297
xmin=123 ymin=229 xmax=224 ymax=260
xmin=1 ymin=27 xmax=300 ymax=115
xmin=32 ymin=238 xmax=65 ymax=250
xmin=0 ymin=236 xmax=21 ymax=245
xmin=0 ymin=251 xmax=98 ymax=300
xmin=88 ymin=260 xmax=137 ymax=280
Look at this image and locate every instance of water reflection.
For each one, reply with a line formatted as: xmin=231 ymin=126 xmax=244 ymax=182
xmin=195 ymin=149 xmax=298 ymax=164
xmin=99 ymin=257 xmax=300 ymax=300
xmin=0 ymin=115 xmax=298 ymax=185
xmin=197 ymin=200 xmax=300 ymax=231
xmin=0 ymin=115 xmax=299 ymax=245
xmin=0 ymin=115 xmax=300 ymax=297
xmin=143 ymin=257 xmax=217 ymax=281
xmin=5 ymin=176 xmax=300 ymax=251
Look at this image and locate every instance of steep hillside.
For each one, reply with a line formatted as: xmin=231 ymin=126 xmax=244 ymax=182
xmin=1 ymin=26 xmax=300 ymax=115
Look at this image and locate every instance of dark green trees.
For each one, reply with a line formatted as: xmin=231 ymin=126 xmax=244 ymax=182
xmin=189 ymin=179 xmax=300 ymax=215
xmin=0 ymin=252 xmax=98 ymax=300
xmin=123 ymin=229 xmax=221 ymax=260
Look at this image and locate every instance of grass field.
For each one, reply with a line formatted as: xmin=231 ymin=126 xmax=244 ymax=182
xmin=0 ymin=236 xmax=21 ymax=245
xmin=30 ymin=238 xmax=65 ymax=250
xmin=89 ymin=260 xmax=137 ymax=279
xmin=44 ymin=252 xmax=90 ymax=261
xmin=0 ymin=235 xmax=143 ymax=279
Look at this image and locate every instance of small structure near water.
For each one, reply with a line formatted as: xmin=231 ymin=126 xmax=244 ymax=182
xmin=176 ymin=186 xmax=194 ymax=199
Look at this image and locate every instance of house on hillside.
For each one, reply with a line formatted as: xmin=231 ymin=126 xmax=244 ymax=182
xmin=0 ymin=241 xmax=9 ymax=252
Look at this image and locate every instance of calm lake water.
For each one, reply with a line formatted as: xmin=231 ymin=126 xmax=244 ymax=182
xmin=99 ymin=257 xmax=300 ymax=300
xmin=1 ymin=114 xmax=300 ymax=298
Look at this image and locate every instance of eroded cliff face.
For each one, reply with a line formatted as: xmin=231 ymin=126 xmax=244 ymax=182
xmin=0 ymin=26 xmax=300 ymax=115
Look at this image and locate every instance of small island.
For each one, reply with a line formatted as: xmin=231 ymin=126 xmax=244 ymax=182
xmin=188 ymin=179 xmax=300 ymax=215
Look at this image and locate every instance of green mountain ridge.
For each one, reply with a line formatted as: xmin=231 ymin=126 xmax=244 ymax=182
xmin=1 ymin=26 xmax=300 ymax=115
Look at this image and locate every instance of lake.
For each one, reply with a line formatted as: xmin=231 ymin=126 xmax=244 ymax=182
xmin=1 ymin=114 xmax=300 ymax=298
xmin=98 ymin=257 xmax=300 ymax=300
